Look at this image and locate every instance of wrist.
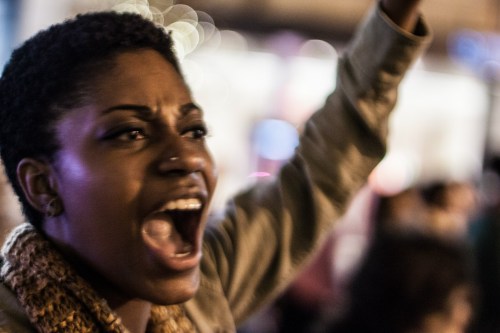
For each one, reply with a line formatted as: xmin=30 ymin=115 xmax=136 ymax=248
xmin=380 ymin=0 xmax=421 ymax=32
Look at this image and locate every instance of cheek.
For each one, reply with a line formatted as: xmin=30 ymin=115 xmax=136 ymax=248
xmin=55 ymin=156 xmax=144 ymax=265
xmin=56 ymin=153 xmax=141 ymax=221
xmin=204 ymin=150 xmax=218 ymax=188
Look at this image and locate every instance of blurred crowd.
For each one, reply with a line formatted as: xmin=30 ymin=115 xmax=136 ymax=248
xmin=237 ymin=158 xmax=500 ymax=333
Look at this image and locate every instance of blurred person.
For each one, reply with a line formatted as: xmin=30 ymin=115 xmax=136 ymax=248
xmin=422 ymin=181 xmax=479 ymax=239
xmin=325 ymin=232 xmax=476 ymax=333
xmin=467 ymin=157 xmax=500 ymax=333
xmin=0 ymin=0 xmax=430 ymax=332
xmin=0 ymin=166 xmax=23 ymax=246
xmin=271 ymin=235 xmax=337 ymax=333
xmin=269 ymin=180 xmax=479 ymax=333
xmin=259 ymin=185 xmax=377 ymax=333
xmin=372 ymin=180 xmax=479 ymax=240
xmin=373 ymin=187 xmax=429 ymax=235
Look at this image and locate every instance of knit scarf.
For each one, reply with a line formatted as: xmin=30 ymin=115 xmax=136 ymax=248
xmin=0 ymin=223 xmax=196 ymax=333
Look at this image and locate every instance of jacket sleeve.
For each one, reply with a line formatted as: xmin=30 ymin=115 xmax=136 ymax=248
xmin=186 ymin=3 xmax=431 ymax=332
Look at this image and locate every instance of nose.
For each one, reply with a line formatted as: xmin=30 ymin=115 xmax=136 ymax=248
xmin=156 ymin=140 xmax=207 ymax=177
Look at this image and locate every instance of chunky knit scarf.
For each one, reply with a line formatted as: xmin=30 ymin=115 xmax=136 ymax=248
xmin=0 ymin=223 xmax=196 ymax=333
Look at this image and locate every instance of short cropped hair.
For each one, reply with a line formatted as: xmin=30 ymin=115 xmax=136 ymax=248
xmin=0 ymin=11 xmax=181 ymax=226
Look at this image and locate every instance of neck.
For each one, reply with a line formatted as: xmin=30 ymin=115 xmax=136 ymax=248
xmin=94 ymin=282 xmax=152 ymax=333
xmin=114 ymin=299 xmax=152 ymax=333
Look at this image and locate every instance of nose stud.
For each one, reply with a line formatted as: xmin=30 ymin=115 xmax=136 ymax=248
xmin=169 ymin=156 xmax=178 ymax=161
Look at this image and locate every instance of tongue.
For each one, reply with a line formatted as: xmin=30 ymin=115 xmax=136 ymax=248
xmin=142 ymin=218 xmax=192 ymax=257
xmin=143 ymin=218 xmax=173 ymax=240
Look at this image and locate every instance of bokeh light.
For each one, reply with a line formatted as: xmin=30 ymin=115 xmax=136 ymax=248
xmin=105 ymin=0 xmax=224 ymax=60
xmin=449 ymin=29 xmax=500 ymax=80
xmin=298 ymin=39 xmax=338 ymax=59
xmin=251 ymin=119 xmax=299 ymax=161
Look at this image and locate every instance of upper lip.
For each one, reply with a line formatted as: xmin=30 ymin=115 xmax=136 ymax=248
xmin=149 ymin=173 xmax=209 ymax=214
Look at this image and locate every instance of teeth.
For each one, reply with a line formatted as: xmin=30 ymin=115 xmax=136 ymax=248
xmin=172 ymin=244 xmax=193 ymax=258
xmin=165 ymin=198 xmax=202 ymax=211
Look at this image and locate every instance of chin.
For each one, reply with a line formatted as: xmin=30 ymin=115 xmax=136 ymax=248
xmin=148 ymin=270 xmax=201 ymax=305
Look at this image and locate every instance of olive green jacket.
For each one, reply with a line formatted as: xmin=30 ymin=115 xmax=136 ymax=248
xmin=0 ymin=4 xmax=431 ymax=333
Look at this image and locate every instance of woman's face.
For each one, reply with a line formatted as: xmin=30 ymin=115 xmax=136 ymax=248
xmin=44 ymin=49 xmax=217 ymax=305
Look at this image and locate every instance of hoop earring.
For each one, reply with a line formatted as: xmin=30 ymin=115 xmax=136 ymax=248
xmin=45 ymin=197 xmax=63 ymax=217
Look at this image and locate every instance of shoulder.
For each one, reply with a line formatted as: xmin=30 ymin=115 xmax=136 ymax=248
xmin=0 ymin=282 xmax=34 ymax=332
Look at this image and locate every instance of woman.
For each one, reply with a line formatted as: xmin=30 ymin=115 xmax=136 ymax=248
xmin=0 ymin=0 xmax=429 ymax=332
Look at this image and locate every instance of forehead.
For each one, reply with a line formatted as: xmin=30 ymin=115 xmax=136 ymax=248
xmin=87 ymin=49 xmax=190 ymax=109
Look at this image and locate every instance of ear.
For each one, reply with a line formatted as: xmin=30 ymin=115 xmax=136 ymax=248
xmin=16 ymin=158 xmax=59 ymax=214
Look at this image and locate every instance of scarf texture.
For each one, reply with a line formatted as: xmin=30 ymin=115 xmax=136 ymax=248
xmin=0 ymin=223 xmax=196 ymax=333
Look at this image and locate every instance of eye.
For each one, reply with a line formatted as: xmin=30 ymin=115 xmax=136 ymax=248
xmin=102 ymin=127 xmax=148 ymax=142
xmin=182 ymin=125 xmax=208 ymax=140
xmin=119 ymin=129 xmax=147 ymax=141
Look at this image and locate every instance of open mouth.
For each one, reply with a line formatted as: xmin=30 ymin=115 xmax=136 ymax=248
xmin=142 ymin=198 xmax=203 ymax=260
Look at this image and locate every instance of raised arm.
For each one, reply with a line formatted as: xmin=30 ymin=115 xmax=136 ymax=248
xmin=186 ymin=1 xmax=432 ymax=332
xmin=381 ymin=0 xmax=422 ymax=31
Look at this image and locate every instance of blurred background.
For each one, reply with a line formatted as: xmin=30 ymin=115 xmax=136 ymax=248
xmin=1 ymin=1 xmax=500 ymax=331
xmin=1 ymin=0 xmax=498 ymax=204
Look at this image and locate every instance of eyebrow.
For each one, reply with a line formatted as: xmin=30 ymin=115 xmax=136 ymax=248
xmin=102 ymin=102 xmax=203 ymax=117
xmin=102 ymin=104 xmax=152 ymax=116
xmin=180 ymin=102 xmax=204 ymax=116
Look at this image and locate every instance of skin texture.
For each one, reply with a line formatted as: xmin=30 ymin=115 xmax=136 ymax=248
xmin=20 ymin=49 xmax=217 ymax=331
